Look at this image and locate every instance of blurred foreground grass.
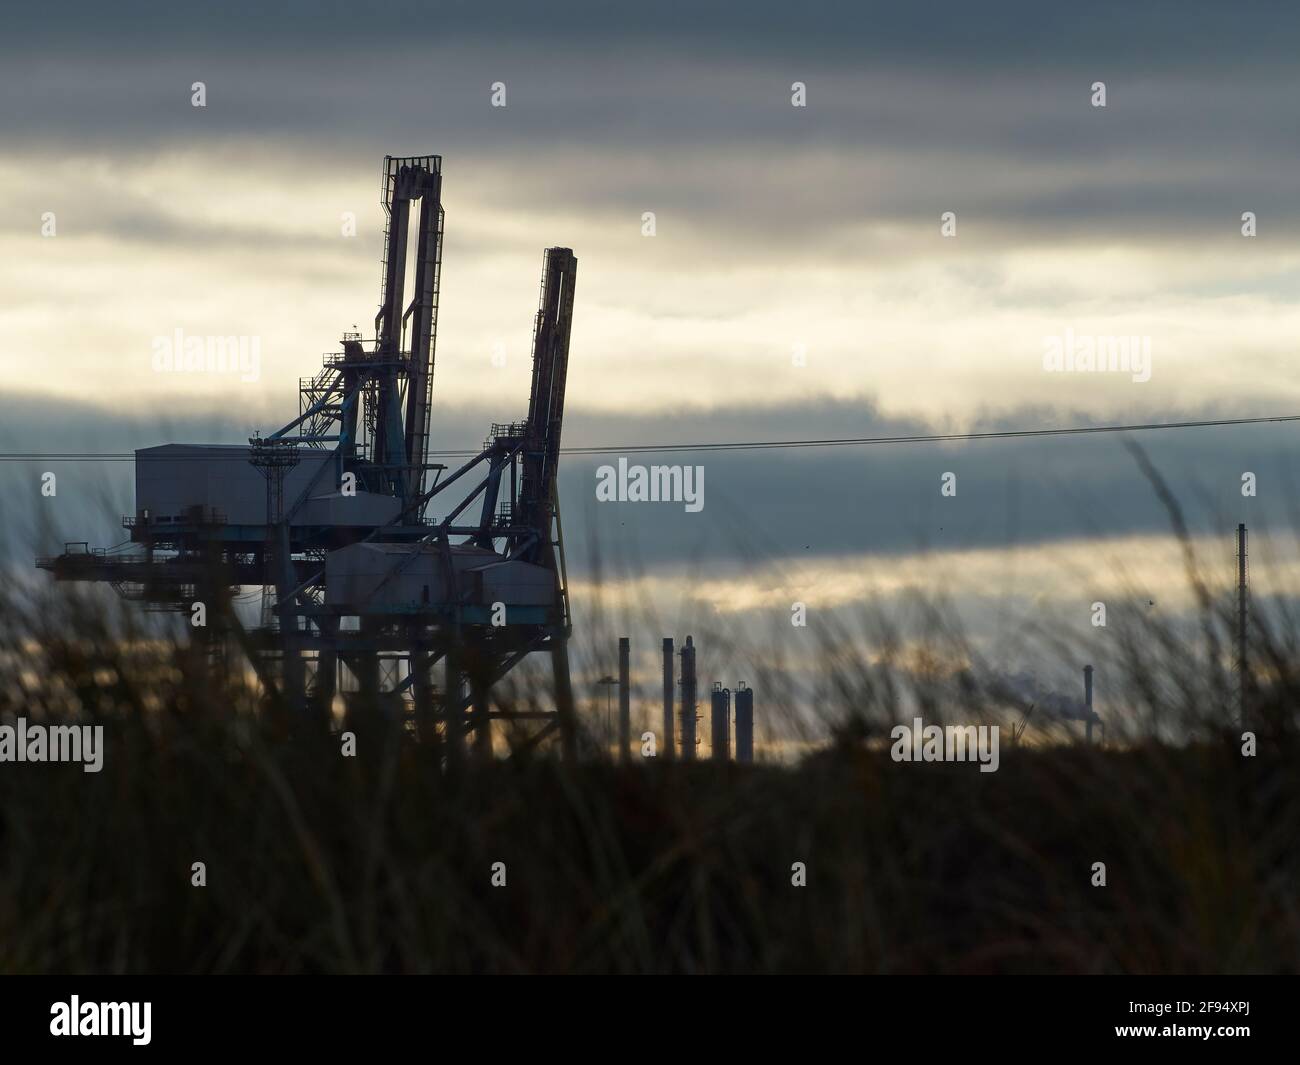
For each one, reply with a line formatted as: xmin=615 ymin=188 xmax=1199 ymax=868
xmin=3 ymin=512 xmax=1299 ymax=973
xmin=0 ymin=690 xmax=1295 ymax=972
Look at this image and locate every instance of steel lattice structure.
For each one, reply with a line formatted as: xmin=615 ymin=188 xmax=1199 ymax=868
xmin=38 ymin=154 xmax=579 ymax=760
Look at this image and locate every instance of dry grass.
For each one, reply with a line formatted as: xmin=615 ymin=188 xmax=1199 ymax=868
xmin=5 ymin=458 xmax=1299 ymax=974
xmin=1 ymin=551 xmax=1298 ymax=973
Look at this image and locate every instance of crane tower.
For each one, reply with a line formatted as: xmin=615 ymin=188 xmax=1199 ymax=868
xmin=37 ymin=154 xmax=580 ymax=759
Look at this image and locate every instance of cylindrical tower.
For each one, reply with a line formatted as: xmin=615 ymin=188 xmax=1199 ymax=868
xmin=1238 ymin=522 xmax=1248 ymax=732
xmin=734 ymin=682 xmax=754 ymax=763
xmin=710 ymin=682 xmax=731 ymax=761
xmin=618 ymin=637 xmax=631 ymax=763
xmin=1083 ymin=664 xmax=1094 ymax=744
xmin=679 ymin=636 xmax=697 ymax=761
xmin=662 ymin=637 xmax=675 ymax=760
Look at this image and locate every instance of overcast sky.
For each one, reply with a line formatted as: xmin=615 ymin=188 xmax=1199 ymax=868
xmin=4 ymin=1 xmax=1299 ymax=717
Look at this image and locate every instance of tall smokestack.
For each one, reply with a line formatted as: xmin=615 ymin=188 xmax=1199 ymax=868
xmin=618 ymin=637 xmax=631 ymax=763
xmin=734 ymin=683 xmax=753 ymax=763
xmin=1238 ymin=522 xmax=1248 ymax=732
xmin=1083 ymin=664 xmax=1094 ymax=744
xmin=680 ymin=636 xmax=697 ymax=761
xmin=662 ymin=638 xmax=675 ymax=760
xmin=710 ymin=682 xmax=730 ymax=761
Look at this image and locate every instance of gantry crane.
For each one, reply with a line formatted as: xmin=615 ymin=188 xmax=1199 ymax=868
xmin=37 ymin=154 xmax=579 ymax=759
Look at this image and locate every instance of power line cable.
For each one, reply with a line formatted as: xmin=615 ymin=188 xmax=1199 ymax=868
xmin=0 ymin=412 xmax=1297 ymax=461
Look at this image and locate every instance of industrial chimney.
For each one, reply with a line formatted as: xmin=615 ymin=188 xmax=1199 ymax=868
xmin=1083 ymin=664 xmax=1094 ymax=744
xmin=710 ymin=682 xmax=730 ymax=761
xmin=679 ymin=636 xmax=697 ymax=760
xmin=662 ymin=637 xmax=675 ymax=760
xmin=1238 ymin=522 xmax=1248 ymax=732
xmin=734 ymin=682 xmax=754 ymax=763
xmin=618 ymin=637 xmax=631 ymax=763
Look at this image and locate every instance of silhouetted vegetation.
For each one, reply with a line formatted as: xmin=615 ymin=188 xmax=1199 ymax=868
xmin=2 ymin=542 xmax=1298 ymax=973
